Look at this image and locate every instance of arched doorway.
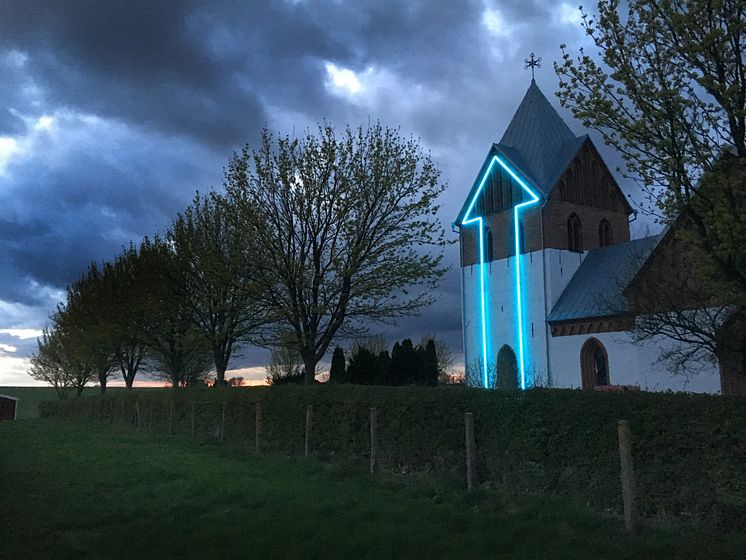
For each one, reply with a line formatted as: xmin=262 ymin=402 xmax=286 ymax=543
xmin=496 ymin=345 xmax=519 ymax=390
xmin=580 ymin=338 xmax=610 ymax=389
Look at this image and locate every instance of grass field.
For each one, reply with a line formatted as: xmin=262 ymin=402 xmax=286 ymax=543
xmin=1 ymin=419 xmax=744 ymax=559
xmin=0 ymin=386 xmax=160 ymax=419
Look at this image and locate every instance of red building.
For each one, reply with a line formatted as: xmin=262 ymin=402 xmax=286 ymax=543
xmin=0 ymin=394 xmax=18 ymax=421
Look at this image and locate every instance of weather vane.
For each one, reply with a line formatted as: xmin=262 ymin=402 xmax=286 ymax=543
xmin=524 ymin=52 xmax=542 ymax=80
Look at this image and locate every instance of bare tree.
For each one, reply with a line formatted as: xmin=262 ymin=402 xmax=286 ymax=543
xmin=225 ymin=124 xmax=448 ymax=383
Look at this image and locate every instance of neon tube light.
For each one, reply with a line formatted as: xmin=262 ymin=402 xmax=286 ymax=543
xmin=461 ymin=155 xmax=540 ymax=389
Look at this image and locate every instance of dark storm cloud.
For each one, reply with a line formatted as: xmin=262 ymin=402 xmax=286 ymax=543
xmin=0 ymin=0 xmax=607 ymax=378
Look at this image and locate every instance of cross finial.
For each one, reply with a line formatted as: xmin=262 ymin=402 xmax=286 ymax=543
xmin=524 ymin=52 xmax=542 ymax=80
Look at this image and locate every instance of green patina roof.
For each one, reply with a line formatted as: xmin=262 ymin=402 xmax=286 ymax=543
xmin=547 ymin=236 xmax=660 ymax=323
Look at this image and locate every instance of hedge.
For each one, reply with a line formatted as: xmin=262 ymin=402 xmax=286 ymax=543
xmin=40 ymin=385 xmax=746 ymax=529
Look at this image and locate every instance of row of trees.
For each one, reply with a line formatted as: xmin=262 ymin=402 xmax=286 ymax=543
xmin=31 ymin=124 xmax=448 ymax=396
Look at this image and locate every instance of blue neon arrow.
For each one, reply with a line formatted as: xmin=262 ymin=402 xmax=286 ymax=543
xmin=461 ymin=155 xmax=540 ymax=389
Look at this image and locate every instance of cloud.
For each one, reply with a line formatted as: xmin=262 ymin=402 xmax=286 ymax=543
xmin=0 ymin=1 xmax=642 ymax=385
xmin=0 ymin=329 xmax=43 ymax=340
xmin=325 ymin=63 xmax=364 ymax=96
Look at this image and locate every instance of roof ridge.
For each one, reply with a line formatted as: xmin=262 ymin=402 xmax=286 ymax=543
xmin=497 ymin=81 xmax=582 ymax=193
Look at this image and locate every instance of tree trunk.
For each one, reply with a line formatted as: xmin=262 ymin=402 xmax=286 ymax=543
xmin=303 ymin=359 xmax=316 ymax=385
xmin=98 ymin=372 xmax=107 ymax=394
xmin=125 ymin=375 xmax=134 ymax=389
xmin=215 ymin=365 xmax=227 ymax=385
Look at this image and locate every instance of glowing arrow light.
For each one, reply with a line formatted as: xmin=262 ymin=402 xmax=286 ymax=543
xmin=460 ymin=155 xmax=540 ymax=389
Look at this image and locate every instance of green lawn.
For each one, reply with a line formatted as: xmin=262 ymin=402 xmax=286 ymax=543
xmin=0 ymin=386 xmax=161 ymax=419
xmin=1 ymin=419 xmax=743 ymax=559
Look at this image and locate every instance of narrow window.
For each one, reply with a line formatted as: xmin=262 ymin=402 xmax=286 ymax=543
xmin=581 ymin=338 xmax=610 ymax=389
xmin=599 ymin=219 xmax=613 ymax=247
xmin=486 ymin=229 xmax=494 ymax=261
xmin=559 ymin=180 xmax=567 ymax=201
xmin=567 ymin=213 xmax=583 ymax=252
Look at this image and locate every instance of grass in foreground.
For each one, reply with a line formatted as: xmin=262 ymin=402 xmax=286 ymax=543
xmin=0 ymin=419 xmax=742 ymax=560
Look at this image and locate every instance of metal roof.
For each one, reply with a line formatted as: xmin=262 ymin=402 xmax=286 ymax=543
xmin=498 ymin=80 xmax=585 ymax=195
xmin=456 ymin=81 xmax=588 ymax=222
xmin=547 ymin=236 xmax=661 ymax=323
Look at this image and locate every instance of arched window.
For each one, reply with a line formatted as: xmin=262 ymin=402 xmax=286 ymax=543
xmin=559 ymin=180 xmax=567 ymax=201
xmin=567 ymin=213 xmax=583 ymax=252
xmin=486 ymin=229 xmax=494 ymax=261
xmin=599 ymin=219 xmax=613 ymax=247
xmin=496 ymin=345 xmax=519 ymax=390
xmin=566 ymin=169 xmax=575 ymax=202
xmin=580 ymin=338 xmax=610 ymax=389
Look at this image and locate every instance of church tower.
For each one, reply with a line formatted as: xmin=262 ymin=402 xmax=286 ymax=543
xmin=456 ymin=79 xmax=634 ymax=388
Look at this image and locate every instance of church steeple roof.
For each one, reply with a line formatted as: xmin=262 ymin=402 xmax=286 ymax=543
xmin=497 ymin=80 xmax=584 ymax=193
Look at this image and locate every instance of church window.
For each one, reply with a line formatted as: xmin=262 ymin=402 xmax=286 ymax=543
xmin=486 ymin=229 xmax=494 ymax=261
xmin=559 ymin=180 xmax=567 ymax=201
xmin=567 ymin=213 xmax=583 ymax=252
xmin=599 ymin=219 xmax=613 ymax=247
xmin=580 ymin=338 xmax=610 ymax=389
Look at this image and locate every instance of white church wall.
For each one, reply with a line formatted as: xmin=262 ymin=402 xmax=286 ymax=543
xmin=543 ymin=248 xmax=585 ymax=309
xmin=462 ymin=250 xmax=550 ymax=387
xmin=547 ymin=330 xmax=721 ymax=393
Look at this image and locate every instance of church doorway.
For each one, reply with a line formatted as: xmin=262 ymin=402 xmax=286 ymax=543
xmin=580 ymin=338 xmax=610 ymax=389
xmin=496 ymin=345 xmax=519 ymax=389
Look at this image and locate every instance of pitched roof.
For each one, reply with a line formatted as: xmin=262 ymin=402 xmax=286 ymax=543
xmin=547 ymin=236 xmax=660 ymax=323
xmin=456 ymin=81 xmax=588 ymax=223
xmin=498 ymin=80 xmax=586 ymax=195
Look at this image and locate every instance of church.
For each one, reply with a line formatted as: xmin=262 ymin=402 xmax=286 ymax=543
xmin=455 ymin=79 xmax=722 ymax=393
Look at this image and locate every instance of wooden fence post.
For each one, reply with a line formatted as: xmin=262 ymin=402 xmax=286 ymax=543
xmin=369 ymin=408 xmax=379 ymax=475
xmin=133 ymin=398 xmax=141 ymax=428
xmin=618 ymin=420 xmax=637 ymax=532
xmin=190 ymin=401 xmax=196 ymax=438
xmin=168 ymin=400 xmax=174 ymax=435
xmin=465 ymin=412 xmax=477 ymax=491
xmin=255 ymin=402 xmax=262 ymax=453
xmin=304 ymin=405 xmax=313 ymax=457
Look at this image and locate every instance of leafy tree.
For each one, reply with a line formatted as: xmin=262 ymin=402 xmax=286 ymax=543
xmin=329 ymin=346 xmax=347 ymax=383
xmin=29 ymin=326 xmax=75 ymax=399
xmin=556 ymin=0 xmax=746 ymax=374
xmin=103 ymin=246 xmax=149 ymax=389
xmin=169 ymin=192 xmax=268 ymax=385
xmin=29 ymin=323 xmax=97 ymax=398
xmin=224 ymin=123 xmax=447 ymax=384
xmin=265 ymin=336 xmax=307 ymax=385
xmin=556 ymin=0 xmax=746 ymax=215
xmin=52 ymin=263 xmax=116 ymax=394
xmin=135 ymin=236 xmax=214 ymax=388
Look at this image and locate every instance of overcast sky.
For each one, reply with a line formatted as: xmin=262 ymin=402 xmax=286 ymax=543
xmin=0 ymin=0 xmax=652 ymax=386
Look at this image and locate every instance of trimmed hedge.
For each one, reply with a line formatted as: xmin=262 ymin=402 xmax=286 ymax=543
xmin=40 ymin=385 xmax=746 ymax=529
